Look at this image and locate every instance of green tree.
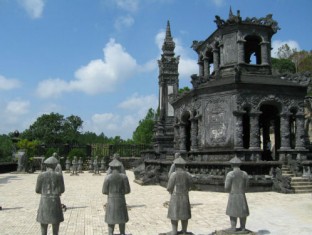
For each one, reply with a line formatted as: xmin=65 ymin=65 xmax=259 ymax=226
xmin=179 ymin=86 xmax=191 ymax=94
xmin=16 ymin=139 xmax=40 ymax=159
xmin=0 ymin=135 xmax=15 ymax=162
xmin=132 ymin=108 xmax=156 ymax=144
xmin=272 ymin=58 xmax=296 ymax=74
xmin=63 ymin=115 xmax=83 ymax=144
xmin=21 ymin=112 xmax=65 ymax=144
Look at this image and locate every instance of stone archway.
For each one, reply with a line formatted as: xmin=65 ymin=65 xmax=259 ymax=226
xmin=259 ymin=104 xmax=281 ymax=160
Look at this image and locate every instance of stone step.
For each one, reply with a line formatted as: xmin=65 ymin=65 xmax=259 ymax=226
xmin=291 ymin=177 xmax=312 ymax=182
xmin=292 ymin=185 xmax=312 ymax=189
xmin=291 ymin=181 xmax=312 ymax=186
xmin=293 ymin=188 xmax=312 ymax=194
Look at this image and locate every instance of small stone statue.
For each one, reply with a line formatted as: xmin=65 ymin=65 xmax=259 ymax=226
xmin=166 ymin=156 xmax=192 ymax=235
xmin=78 ymin=157 xmax=83 ymax=173
xmin=225 ymin=156 xmax=249 ymax=232
xmin=65 ymin=158 xmax=71 ymax=173
xmin=103 ymin=159 xmax=131 ymax=235
xmin=71 ymin=156 xmax=78 ymax=176
xmin=100 ymin=157 xmax=106 ymax=173
xmin=36 ymin=156 xmax=65 ymax=235
xmin=93 ymin=156 xmax=100 ymax=175
xmin=88 ymin=158 xmax=94 ymax=173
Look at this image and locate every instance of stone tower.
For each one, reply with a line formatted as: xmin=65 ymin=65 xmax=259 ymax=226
xmin=153 ymin=21 xmax=180 ymax=156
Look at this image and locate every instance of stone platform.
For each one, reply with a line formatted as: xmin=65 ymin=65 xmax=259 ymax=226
xmin=0 ymin=170 xmax=312 ymax=234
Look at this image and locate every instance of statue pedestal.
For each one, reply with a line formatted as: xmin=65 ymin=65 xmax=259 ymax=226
xmin=213 ymin=229 xmax=256 ymax=235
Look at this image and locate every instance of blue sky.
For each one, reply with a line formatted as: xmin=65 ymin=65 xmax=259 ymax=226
xmin=0 ymin=0 xmax=311 ymax=139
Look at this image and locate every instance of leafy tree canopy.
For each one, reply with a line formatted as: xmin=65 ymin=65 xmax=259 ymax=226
xmin=132 ymin=108 xmax=156 ymax=145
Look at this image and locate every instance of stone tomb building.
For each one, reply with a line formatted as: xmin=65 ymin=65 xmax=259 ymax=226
xmin=142 ymin=10 xmax=310 ymax=191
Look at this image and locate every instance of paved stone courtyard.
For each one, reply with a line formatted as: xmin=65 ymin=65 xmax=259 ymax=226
xmin=0 ymin=170 xmax=312 ymax=235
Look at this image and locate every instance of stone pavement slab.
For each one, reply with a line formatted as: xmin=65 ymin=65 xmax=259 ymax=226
xmin=0 ymin=171 xmax=312 ymax=235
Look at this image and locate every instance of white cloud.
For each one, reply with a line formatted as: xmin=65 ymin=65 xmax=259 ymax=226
xmin=18 ymin=0 xmax=45 ymax=19
xmin=114 ymin=15 xmax=135 ymax=31
xmin=115 ymin=0 xmax=139 ymax=12
xmin=119 ymin=93 xmax=158 ymax=117
xmin=36 ymin=38 xmax=138 ymax=98
xmin=211 ymin=0 xmax=225 ymax=7
xmin=271 ymin=40 xmax=300 ymax=58
xmin=5 ymin=100 xmax=30 ymax=119
xmin=85 ymin=93 xmax=158 ymax=139
xmin=0 ymin=75 xmax=21 ymax=90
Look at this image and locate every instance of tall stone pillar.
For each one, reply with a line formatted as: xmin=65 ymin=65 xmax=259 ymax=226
xmin=249 ymin=112 xmax=261 ymax=150
xmin=260 ymin=41 xmax=270 ymax=65
xmin=179 ymin=123 xmax=186 ymax=151
xmin=237 ymin=39 xmax=245 ymax=64
xmin=190 ymin=117 xmax=198 ymax=151
xmin=295 ymin=112 xmax=306 ymax=150
xmin=213 ymin=49 xmax=220 ymax=72
xmin=198 ymin=58 xmax=204 ymax=77
xmin=203 ymin=56 xmax=210 ymax=78
xmin=280 ymin=112 xmax=291 ymax=150
xmin=233 ymin=111 xmax=245 ymax=149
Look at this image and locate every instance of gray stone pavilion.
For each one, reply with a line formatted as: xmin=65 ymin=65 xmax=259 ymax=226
xmin=139 ymin=10 xmax=311 ymax=192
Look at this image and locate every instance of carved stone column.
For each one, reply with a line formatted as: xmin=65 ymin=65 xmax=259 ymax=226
xmin=190 ymin=117 xmax=198 ymax=151
xmin=295 ymin=112 xmax=306 ymax=150
xmin=237 ymin=39 xmax=245 ymax=64
xmin=260 ymin=41 xmax=270 ymax=65
xmin=249 ymin=112 xmax=261 ymax=150
xmin=198 ymin=58 xmax=204 ymax=77
xmin=280 ymin=112 xmax=291 ymax=150
xmin=233 ymin=111 xmax=245 ymax=149
xmin=213 ymin=49 xmax=220 ymax=72
xmin=179 ymin=123 xmax=186 ymax=151
xmin=203 ymin=56 xmax=210 ymax=78
xmin=174 ymin=123 xmax=180 ymax=150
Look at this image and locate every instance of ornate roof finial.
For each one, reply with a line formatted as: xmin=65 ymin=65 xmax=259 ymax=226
xmin=229 ymin=6 xmax=233 ymax=18
xmin=162 ymin=20 xmax=175 ymax=56
xmin=166 ymin=20 xmax=172 ymax=39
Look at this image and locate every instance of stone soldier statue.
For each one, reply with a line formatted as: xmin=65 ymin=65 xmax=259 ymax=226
xmin=88 ymin=157 xmax=94 ymax=173
xmin=100 ymin=157 xmax=106 ymax=173
xmin=225 ymin=156 xmax=250 ymax=232
xmin=93 ymin=156 xmax=100 ymax=175
xmin=102 ymin=159 xmax=131 ymax=235
xmin=36 ymin=156 xmax=65 ymax=235
xmin=71 ymin=156 xmax=78 ymax=175
xmin=77 ymin=157 xmax=83 ymax=173
xmin=167 ymin=156 xmax=193 ymax=235
xmin=65 ymin=158 xmax=71 ymax=173
xmin=107 ymin=153 xmax=126 ymax=174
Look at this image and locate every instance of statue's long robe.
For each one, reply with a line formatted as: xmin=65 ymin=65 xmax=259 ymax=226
xmin=36 ymin=170 xmax=65 ymax=224
xmin=103 ymin=171 xmax=130 ymax=224
xmin=167 ymin=170 xmax=192 ymax=220
xmin=225 ymin=168 xmax=249 ymax=217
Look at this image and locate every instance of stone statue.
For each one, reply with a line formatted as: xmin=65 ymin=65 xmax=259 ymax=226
xmin=78 ymin=157 xmax=83 ymax=173
xmin=71 ymin=156 xmax=78 ymax=176
xmin=16 ymin=150 xmax=28 ymax=173
xmin=93 ymin=156 xmax=100 ymax=175
xmin=100 ymin=157 xmax=106 ymax=173
xmin=224 ymin=156 xmax=249 ymax=232
xmin=107 ymin=153 xmax=126 ymax=174
xmin=102 ymin=159 xmax=131 ymax=235
xmin=65 ymin=158 xmax=70 ymax=173
xmin=166 ymin=156 xmax=192 ymax=235
xmin=36 ymin=156 xmax=65 ymax=235
xmin=88 ymin=158 xmax=93 ymax=173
